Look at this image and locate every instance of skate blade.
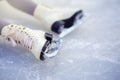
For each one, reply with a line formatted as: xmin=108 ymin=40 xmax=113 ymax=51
xmin=44 ymin=39 xmax=62 ymax=59
xmin=59 ymin=11 xmax=87 ymax=38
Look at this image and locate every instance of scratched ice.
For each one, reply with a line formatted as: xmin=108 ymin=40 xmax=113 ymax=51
xmin=0 ymin=0 xmax=120 ymax=80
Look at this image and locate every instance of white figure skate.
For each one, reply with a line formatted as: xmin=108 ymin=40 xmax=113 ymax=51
xmin=0 ymin=24 xmax=61 ymax=60
xmin=34 ymin=4 xmax=84 ymax=37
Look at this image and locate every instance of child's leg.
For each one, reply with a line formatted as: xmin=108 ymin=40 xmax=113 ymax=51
xmin=7 ymin=0 xmax=37 ymax=15
xmin=7 ymin=0 xmax=84 ymax=37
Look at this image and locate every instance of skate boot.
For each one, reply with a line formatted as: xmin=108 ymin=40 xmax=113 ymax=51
xmin=34 ymin=4 xmax=84 ymax=37
xmin=0 ymin=24 xmax=61 ymax=60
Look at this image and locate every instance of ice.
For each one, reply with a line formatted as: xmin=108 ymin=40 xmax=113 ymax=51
xmin=0 ymin=0 xmax=120 ymax=80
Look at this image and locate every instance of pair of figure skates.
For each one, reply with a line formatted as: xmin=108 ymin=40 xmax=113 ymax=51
xmin=0 ymin=0 xmax=84 ymax=60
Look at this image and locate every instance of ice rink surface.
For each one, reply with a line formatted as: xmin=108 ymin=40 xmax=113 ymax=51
xmin=0 ymin=0 xmax=120 ymax=80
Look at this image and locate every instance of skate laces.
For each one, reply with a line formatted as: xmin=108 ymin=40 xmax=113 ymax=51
xmin=12 ymin=29 xmax=33 ymax=50
xmin=0 ymin=29 xmax=33 ymax=50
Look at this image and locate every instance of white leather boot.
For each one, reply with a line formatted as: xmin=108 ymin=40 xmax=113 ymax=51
xmin=0 ymin=24 xmax=61 ymax=60
xmin=34 ymin=4 xmax=83 ymax=37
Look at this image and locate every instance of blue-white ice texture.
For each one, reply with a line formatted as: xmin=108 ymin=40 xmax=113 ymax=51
xmin=0 ymin=0 xmax=120 ymax=80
